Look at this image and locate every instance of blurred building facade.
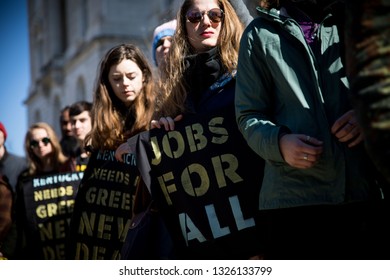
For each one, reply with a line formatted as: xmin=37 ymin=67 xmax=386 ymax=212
xmin=25 ymin=0 xmax=257 ymax=136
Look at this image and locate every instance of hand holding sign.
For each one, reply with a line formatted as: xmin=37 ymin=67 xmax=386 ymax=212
xmin=150 ymin=114 xmax=183 ymax=131
xmin=115 ymin=142 xmax=132 ymax=162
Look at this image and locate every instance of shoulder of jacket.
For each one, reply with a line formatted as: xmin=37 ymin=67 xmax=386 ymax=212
xmin=256 ymin=6 xmax=284 ymax=21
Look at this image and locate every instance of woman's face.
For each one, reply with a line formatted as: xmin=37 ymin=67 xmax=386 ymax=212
xmin=185 ymin=0 xmax=222 ymax=53
xmin=155 ymin=36 xmax=173 ymax=67
xmin=29 ymin=128 xmax=52 ymax=160
xmin=109 ymin=59 xmax=144 ymax=107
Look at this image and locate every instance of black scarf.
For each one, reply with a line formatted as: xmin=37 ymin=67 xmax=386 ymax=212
xmin=183 ymin=47 xmax=224 ymax=107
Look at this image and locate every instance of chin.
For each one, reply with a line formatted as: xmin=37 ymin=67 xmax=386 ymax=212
xmin=201 ymin=42 xmax=217 ymax=50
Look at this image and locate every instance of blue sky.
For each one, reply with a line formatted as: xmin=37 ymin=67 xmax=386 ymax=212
xmin=0 ymin=0 xmax=29 ymax=157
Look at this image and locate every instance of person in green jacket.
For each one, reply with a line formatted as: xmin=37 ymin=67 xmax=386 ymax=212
xmin=235 ymin=0 xmax=386 ymax=260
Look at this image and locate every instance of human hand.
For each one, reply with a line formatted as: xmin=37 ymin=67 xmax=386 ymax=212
xmin=331 ymin=110 xmax=364 ymax=147
xmin=115 ymin=142 xmax=131 ymax=162
xmin=150 ymin=114 xmax=183 ymax=131
xmin=279 ymin=134 xmax=323 ymax=169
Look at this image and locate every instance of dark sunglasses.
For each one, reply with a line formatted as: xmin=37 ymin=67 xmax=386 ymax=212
xmin=30 ymin=137 xmax=51 ymax=148
xmin=186 ymin=8 xmax=224 ymax=24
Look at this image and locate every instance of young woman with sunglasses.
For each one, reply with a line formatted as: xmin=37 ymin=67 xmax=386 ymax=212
xmin=137 ymin=0 xmax=265 ymax=259
xmin=22 ymin=122 xmax=72 ymax=179
xmin=13 ymin=122 xmax=73 ymax=259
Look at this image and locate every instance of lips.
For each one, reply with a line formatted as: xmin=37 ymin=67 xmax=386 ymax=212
xmin=201 ymin=31 xmax=214 ymax=35
xmin=200 ymin=29 xmax=215 ymax=38
xmin=201 ymin=32 xmax=214 ymax=38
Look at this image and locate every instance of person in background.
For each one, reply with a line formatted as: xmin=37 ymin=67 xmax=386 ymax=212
xmin=235 ymin=0 xmax=385 ymax=259
xmin=0 ymin=174 xmax=12 ymax=259
xmin=0 ymin=121 xmax=27 ymax=259
xmin=152 ymin=19 xmax=177 ymax=69
xmin=15 ymin=122 xmax=73 ymax=259
xmin=22 ymin=122 xmax=72 ymax=176
xmin=0 ymin=121 xmax=27 ymax=193
xmin=59 ymin=106 xmax=79 ymax=158
xmin=69 ymin=101 xmax=93 ymax=172
xmin=67 ymin=43 xmax=157 ymax=260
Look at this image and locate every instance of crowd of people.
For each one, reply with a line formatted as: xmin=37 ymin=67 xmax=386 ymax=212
xmin=0 ymin=0 xmax=389 ymax=260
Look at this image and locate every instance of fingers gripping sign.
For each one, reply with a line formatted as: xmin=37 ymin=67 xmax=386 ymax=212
xmin=115 ymin=142 xmax=132 ymax=162
xmin=117 ymin=115 xmax=185 ymax=162
xmin=150 ymin=114 xmax=183 ymax=131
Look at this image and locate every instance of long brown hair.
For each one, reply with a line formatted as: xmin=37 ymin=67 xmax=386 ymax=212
xmin=157 ymin=0 xmax=244 ymax=117
xmin=24 ymin=122 xmax=68 ymax=175
xmin=86 ymin=43 xmax=156 ymax=150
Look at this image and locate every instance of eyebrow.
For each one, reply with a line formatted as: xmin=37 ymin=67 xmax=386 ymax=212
xmin=111 ymin=71 xmax=137 ymax=76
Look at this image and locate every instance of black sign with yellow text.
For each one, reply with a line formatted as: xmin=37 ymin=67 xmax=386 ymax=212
xmin=67 ymin=150 xmax=139 ymax=259
xmin=129 ymin=108 xmax=264 ymax=259
xmin=22 ymin=172 xmax=83 ymax=259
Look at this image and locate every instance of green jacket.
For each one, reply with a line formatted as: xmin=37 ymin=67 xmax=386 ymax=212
xmin=235 ymin=6 xmax=378 ymax=209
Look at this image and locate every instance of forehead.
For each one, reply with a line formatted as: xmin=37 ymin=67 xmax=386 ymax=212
xmin=109 ymin=59 xmax=141 ymax=74
xmin=31 ymin=128 xmax=48 ymax=139
xmin=71 ymin=110 xmax=91 ymax=119
xmin=158 ymin=35 xmax=173 ymax=42
xmin=61 ymin=110 xmax=70 ymax=120
xmin=189 ymin=0 xmax=219 ymax=9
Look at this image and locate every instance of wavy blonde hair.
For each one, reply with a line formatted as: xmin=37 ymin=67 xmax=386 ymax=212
xmin=24 ymin=122 xmax=68 ymax=176
xmin=157 ymin=0 xmax=244 ymax=117
xmin=86 ymin=44 xmax=156 ymax=150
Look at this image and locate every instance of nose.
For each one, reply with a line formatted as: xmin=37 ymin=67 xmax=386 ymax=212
xmin=201 ymin=12 xmax=212 ymax=25
xmin=74 ymin=120 xmax=81 ymax=129
xmin=123 ymin=76 xmax=131 ymax=86
xmin=162 ymin=39 xmax=171 ymax=48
